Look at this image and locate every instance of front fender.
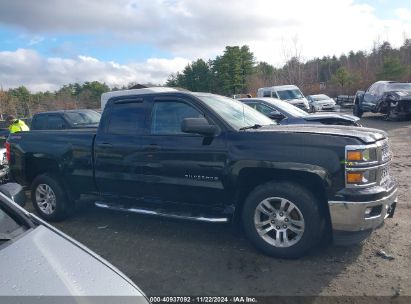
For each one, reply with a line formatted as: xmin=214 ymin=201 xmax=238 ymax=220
xmin=229 ymin=160 xmax=332 ymax=188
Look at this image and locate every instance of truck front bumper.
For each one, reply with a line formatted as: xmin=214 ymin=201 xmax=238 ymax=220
xmin=328 ymin=188 xmax=397 ymax=245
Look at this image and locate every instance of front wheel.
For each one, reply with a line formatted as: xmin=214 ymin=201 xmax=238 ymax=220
xmin=386 ymin=104 xmax=402 ymax=121
xmin=242 ymin=181 xmax=324 ymax=258
xmin=31 ymin=174 xmax=73 ymax=221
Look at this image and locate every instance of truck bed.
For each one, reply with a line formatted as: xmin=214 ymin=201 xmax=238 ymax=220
xmin=8 ymin=129 xmax=97 ymax=195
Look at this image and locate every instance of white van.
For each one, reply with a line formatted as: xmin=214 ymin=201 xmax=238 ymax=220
xmin=257 ymin=85 xmax=309 ymax=111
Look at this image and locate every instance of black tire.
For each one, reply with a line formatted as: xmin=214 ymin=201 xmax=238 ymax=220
xmin=386 ymin=106 xmax=402 ymax=121
xmin=242 ymin=181 xmax=324 ymax=258
xmin=31 ymin=174 xmax=72 ymax=221
xmin=353 ymin=104 xmax=363 ymax=118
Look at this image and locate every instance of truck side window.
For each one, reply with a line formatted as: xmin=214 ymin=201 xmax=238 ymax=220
xmin=32 ymin=115 xmax=47 ymax=130
xmin=47 ymin=115 xmax=66 ymax=129
xmin=107 ymin=102 xmax=146 ymax=135
xmin=263 ymin=91 xmax=271 ymax=97
xmin=151 ymin=101 xmax=203 ymax=135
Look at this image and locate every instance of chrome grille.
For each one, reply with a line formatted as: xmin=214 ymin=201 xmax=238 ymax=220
xmin=381 ymin=141 xmax=391 ymax=163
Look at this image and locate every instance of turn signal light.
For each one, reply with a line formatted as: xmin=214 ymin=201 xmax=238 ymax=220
xmin=346 ymin=172 xmax=363 ymax=184
xmin=347 ymin=151 xmax=362 ymax=161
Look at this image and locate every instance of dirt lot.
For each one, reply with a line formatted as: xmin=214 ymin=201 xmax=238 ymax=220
xmin=26 ymin=112 xmax=411 ymax=297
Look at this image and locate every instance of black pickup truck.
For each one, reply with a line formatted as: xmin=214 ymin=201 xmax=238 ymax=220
xmin=7 ymin=88 xmax=398 ymax=258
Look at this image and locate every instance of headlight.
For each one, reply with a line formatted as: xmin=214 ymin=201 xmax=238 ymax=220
xmin=345 ymin=141 xmax=392 ymax=188
xmin=346 ymin=148 xmax=376 ymax=163
xmin=345 ymin=145 xmax=379 ymax=187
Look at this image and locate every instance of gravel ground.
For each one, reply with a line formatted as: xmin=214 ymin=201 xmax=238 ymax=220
xmin=25 ymin=112 xmax=411 ymax=297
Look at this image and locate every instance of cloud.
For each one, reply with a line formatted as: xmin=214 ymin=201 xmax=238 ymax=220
xmin=27 ymin=36 xmax=44 ymax=46
xmin=0 ymin=49 xmax=189 ymax=91
xmin=0 ymin=0 xmax=410 ymax=90
xmin=395 ymin=8 xmax=411 ymax=20
xmin=0 ymin=0 xmax=410 ymax=62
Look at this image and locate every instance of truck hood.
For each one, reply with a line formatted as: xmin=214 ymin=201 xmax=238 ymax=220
xmin=311 ymin=99 xmax=335 ymax=105
xmin=256 ymin=124 xmax=386 ymax=144
xmin=0 ymin=225 xmax=146 ymax=299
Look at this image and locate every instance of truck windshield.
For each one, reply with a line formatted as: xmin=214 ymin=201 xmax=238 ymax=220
xmin=277 ymin=89 xmax=304 ymax=100
xmin=195 ymin=94 xmax=275 ymax=130
xmin=65 ymin=110 xmax=101 ymax=126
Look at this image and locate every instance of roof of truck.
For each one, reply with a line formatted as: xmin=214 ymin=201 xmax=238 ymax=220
xmin=101 ymin=87 xmax=181 ymax=109
xmin=34 ymin=109 xmax=97 ymax=116
xmin=258 ymin=85 xmax=299 ymax=91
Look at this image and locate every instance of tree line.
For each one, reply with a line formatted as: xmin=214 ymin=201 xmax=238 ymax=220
xmin=1 ymin=39 xmax=410 ymax=119
xmin=167 ymin=39 xmax=411 ymax=97
xmin=0 ymin=81 xmax=112 ymax=119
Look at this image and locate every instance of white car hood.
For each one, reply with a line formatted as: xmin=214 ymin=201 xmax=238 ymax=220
xmin=312 ymin=99 xmax=335 ymax=105
xmin=0 ymin=225 xmax=146 ymax=300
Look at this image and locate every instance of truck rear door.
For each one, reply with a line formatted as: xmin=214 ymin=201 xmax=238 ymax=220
xmin=94 ymin=98 xmax=149 ymax=199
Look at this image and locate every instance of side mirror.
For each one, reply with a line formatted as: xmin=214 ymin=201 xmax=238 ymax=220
xmin=268 ymin=111 xmax=285 ymax=121
xmin=181 ymin=118 xmax=218 ymax=136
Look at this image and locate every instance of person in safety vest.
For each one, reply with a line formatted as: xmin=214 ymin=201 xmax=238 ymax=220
xmin=6 ymin=115 xmax=30 ymax=133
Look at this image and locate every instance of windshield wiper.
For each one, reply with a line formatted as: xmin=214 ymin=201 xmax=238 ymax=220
xmin=239 ymin=124 xmax=263 ymax=131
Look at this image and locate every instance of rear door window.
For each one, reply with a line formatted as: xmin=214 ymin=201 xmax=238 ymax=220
xmin=31 ymin=115 xmax=47 ymax=130
xmin=107 ymin=101 xmax=147 ymax=135
xmin=47 ymin=115 xmax=66 ymax=129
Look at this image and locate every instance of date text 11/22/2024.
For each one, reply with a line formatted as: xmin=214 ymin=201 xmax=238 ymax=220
xmin=149 ymin=296 xmax=257 ymax=303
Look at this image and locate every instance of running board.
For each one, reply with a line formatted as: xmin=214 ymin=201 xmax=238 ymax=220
xmin=94 ymin=202 xmax=229 ymax=223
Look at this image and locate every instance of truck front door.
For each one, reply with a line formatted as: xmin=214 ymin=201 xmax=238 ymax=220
xmin=139 ymin=96 xmax=229 ymax=207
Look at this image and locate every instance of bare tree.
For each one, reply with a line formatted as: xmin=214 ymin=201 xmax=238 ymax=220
xmin=281 ymin=36 xmax=305 ymax=87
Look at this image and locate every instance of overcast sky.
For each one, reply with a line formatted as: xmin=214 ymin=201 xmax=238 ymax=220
xmin=0 ymin=0 xmax=410 ymax=92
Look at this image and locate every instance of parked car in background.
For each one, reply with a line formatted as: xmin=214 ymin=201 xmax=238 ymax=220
xmin=0 ymin=192 xmax=148 ymax=300
xmin=336 ymin=95 xmax=355 ymax=108
xmin=240 ymin=98 xmax=361 ymax=126
xmin=31 ymin=109 xmax=101 ymax=130
xmin=353 ymin=81 xmax=411 ymax=120
xmin=257 ymin=85 xmax=310 ymax=111
xmin=306 ymin=94 xmax=337 ymax=112
xmin=8 ymin=87 xmax=397 ymax=258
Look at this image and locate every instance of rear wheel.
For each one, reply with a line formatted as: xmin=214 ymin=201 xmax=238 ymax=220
xmin=31 ymin=174 xmax=73 ymax=221
xmin=242 ymin=181 xmax=324 ymax=258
